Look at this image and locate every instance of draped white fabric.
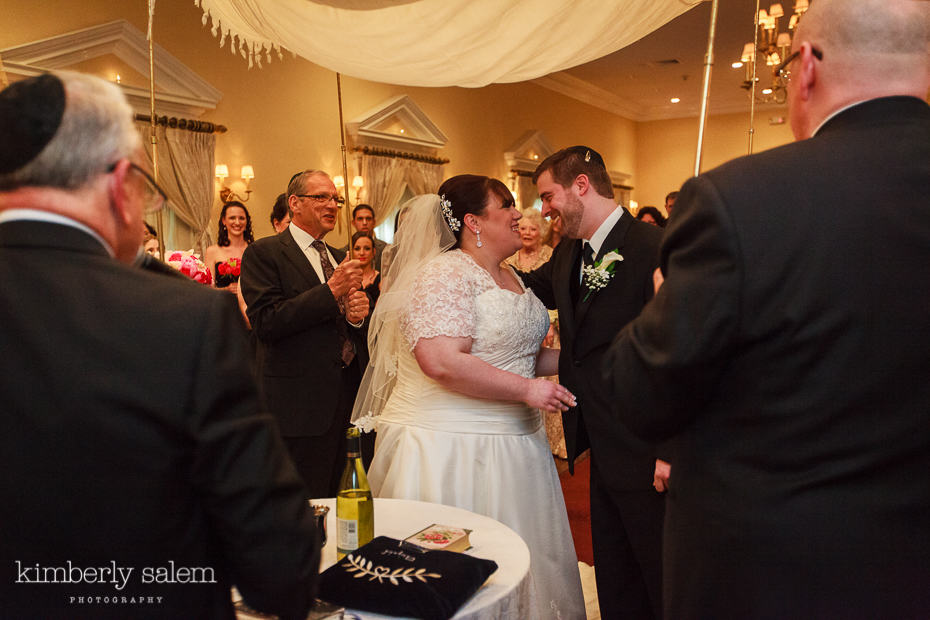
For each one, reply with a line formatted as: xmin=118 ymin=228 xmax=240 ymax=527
xmin=194 ymin=0 xmax=700 ymax=87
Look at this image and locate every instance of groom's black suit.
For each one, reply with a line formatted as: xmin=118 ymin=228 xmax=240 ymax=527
xmin=522 ymin=209 xmax=664 ymax=619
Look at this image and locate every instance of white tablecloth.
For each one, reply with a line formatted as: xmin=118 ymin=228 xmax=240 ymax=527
xmin=313 ymin=497 xmax=533 ymax=620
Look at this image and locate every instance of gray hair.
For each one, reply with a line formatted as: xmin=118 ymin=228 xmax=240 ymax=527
xmin=519 ymin=208 xmax=550 ymax=236
xmin=0 ymin=70 xmax=140 ymax=192
xmin=287 ymin=169 xmax=328 ymax=198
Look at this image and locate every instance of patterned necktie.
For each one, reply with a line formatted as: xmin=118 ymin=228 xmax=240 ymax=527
xmin=311 ymin=239 xmax=355 ymax=366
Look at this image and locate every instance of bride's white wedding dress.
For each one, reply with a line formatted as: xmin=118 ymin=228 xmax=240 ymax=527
xmin=368 ymin=249 xmax=585 ymax=620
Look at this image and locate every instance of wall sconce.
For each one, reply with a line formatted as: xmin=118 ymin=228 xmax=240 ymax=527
xmin=333 ymin=175 xmax=365 ymax=203
xmin=215 ymin=163 xmax=254 ymax=203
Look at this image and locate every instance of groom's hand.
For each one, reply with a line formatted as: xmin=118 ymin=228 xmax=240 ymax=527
xmin=525 ymin=378 xmax=576 ymax=411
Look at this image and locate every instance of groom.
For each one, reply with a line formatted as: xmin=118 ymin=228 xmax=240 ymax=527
xmin=521 ymin=146 xmax=665 ymax=619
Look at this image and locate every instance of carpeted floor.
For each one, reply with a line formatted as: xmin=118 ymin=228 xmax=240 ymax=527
xmin=558 ymin=453 xmax=593 ymax=566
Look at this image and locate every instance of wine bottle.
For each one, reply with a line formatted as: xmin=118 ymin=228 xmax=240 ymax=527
xmin=336 ymin=427 xmax=374 ymax=559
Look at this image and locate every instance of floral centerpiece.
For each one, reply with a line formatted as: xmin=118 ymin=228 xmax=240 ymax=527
xmin=166 ymin=250 xmax=213 ymax=285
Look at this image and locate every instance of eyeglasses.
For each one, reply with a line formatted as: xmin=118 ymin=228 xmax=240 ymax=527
xmin=774 ymin=46 xmax=823 ymax=86
xmin=297 ymin=193 xmax=345 ymax=206
xmin=107 ymin=161 xmax=167 ymax=213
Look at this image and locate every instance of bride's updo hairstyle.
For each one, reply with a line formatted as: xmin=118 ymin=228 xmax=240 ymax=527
xmin=437 ymin=174 xmax=515 ymax=248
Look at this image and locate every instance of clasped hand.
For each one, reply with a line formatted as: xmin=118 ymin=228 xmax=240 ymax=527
xmin=344 ymin=289 xmax=369 ymax=324
xmin=525 ymin=378 xmax=576 ymax=412
xmin=327 ymin=258 xmax=363 ymax=298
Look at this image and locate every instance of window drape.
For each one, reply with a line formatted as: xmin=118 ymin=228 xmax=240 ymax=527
xmin=363 ymin=155 xmax=444 ymax=228
xmin=136 ymin=122 xmax=215 ymax=254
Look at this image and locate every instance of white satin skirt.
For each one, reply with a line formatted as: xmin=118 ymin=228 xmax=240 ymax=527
xmin=369 ymin=380 xmax=585 ymax=620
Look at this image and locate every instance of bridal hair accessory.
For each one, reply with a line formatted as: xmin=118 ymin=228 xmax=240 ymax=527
xmin=439 ymin=195 xmax=461 ymax=232
xmin=475 ymin=229 xmax=483 ymax=248
xmin=581 ymin=249 xmax=623 ymax=302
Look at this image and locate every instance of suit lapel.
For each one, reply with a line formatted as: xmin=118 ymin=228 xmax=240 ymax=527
xmin=279 ymin=228 xmax=322 ymax=288
xmin=573 ymin=210 xmax=633 ymax=329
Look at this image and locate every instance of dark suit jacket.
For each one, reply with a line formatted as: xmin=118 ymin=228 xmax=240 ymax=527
xmin=522 ymin=209 xmax=662 ymax=491
xmin=241 ymin=228 xmax=367 ymax=437
xmin=0 ymin=220 xmax=319 ymax=619
xmin=605 ymin=96 xmax=930 ymax=618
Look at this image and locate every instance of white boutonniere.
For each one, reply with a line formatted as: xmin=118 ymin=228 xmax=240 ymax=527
xmin=581 ymin=249 xmax=623 ymax=302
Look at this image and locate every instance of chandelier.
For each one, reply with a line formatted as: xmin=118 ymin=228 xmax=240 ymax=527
xmin=737 ymin=1 xmax=810 ymax=104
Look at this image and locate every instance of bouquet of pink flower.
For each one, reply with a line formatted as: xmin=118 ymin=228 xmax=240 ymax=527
xmin=166 ymin=250 xmax=213 ymax=285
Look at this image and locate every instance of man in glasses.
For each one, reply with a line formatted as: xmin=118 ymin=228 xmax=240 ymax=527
xmin=604 ymin=0 xmax=930 ymax=617
xmin=241 ymin=169 xmax=370 ymax=499
xmin=0 ymin=72 xmax=319 ymax=618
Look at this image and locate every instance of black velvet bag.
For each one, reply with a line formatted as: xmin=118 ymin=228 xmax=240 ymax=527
xmin=317 ymin=536 xmax=498 ymax=620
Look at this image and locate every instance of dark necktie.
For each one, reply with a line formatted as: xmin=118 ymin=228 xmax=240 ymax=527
xmin=311 ymin=239 xmax=354 ymax=366
xmin=582 ymin=242 xmax=595 ymax=270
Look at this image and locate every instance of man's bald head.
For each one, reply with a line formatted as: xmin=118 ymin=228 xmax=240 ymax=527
xmin=788 ymin=0 xmax=929 ymax=139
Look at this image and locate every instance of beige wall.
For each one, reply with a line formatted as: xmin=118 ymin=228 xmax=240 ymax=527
xmin=633 ymin=110 xmax=795 ymax=213
xmin=2 ymin=0 xmax=791 ymax=243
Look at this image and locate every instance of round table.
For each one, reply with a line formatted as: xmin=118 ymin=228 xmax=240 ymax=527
xmin=312 ymin=497 xmax=533 ymax=620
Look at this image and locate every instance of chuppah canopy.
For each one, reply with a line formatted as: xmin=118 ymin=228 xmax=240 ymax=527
xmin=194 ymin=0 xmax=701 ymax=87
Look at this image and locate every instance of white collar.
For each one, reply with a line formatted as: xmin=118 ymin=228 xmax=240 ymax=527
xmin=0 ymin=208 xmax=114 ymax=256
xmin=584 ymin=206 xmax=624 ymax=256
xmin=288 ymin=221 xmax=323 ymax=249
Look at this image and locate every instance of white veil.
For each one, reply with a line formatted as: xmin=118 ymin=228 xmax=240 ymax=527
xmin=351 ymin=194 xmax=456 ymax=430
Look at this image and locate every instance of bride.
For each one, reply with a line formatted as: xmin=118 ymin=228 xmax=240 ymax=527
xmin=353 ymin=175 xmax=585 ymax=619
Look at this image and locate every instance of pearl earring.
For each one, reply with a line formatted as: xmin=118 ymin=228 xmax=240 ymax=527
xmin=475 ymin=228 xmax=483 ymax=248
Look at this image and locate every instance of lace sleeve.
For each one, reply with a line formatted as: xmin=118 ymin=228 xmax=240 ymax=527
xmin=401 ymin=252 xmax=481 ymax=349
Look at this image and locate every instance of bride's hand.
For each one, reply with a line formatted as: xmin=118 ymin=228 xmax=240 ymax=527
xmin=524 ymin=378 xmax=576 ymax=411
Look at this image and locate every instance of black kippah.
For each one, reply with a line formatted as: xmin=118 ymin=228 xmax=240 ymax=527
xmin=0 ymin=73 xmax=66 ymax=174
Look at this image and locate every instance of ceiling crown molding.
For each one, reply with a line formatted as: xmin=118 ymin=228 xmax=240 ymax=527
xmin=347 ymin=95 xmax=447 ymax=153
xmin=0 ymin=20 xmax=221 ymax=117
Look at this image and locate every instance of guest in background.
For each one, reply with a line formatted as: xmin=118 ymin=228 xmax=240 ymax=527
xmin=270 ymin=192 xmax=291 ymax=233
xmin=241 ymin=170 xmax=370 ymax=497
xmin=636 ymin=205 xmax=667 ymax=228
xmin=341 ymin=203 xmax=387 ymax=271
xmin=0 ymin=71 xmax=318 ymax=618
xmin=504 ymin=208 xmax=564 ymax=457
xmin=142 ymin=222 xmax=160 ymax=256
xmin=206 ymin=200 xmax=254 ymax=294
xmin=664 ymin=190 xmax=679 ymax=217
xmin=546 ymin=213 xmax=564 ymax=248
xmin=504 ymin=208 xmax=552 ymax=272
xmin=605 ymin=0 xmax=930 ymax=615
xmin=352 ymin=230 xmax=381 ymax=306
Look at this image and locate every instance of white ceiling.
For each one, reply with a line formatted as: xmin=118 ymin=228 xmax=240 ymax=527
xmin=535 ymin=0 xmax=792 ymax=122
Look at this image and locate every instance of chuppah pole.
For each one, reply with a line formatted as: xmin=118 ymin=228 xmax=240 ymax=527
xmin=147 ymin=0 xmax=166 ymax=260
xmin=336 ymin=72 xmax=353 ymax=259
xmin=748 ymin=0 xmax=762 ymax=154
xmin=693 ymin=0 xmax=720 ymax=177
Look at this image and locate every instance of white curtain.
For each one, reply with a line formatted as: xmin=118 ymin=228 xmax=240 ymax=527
xmin=137 ymin=122 xmax=215 ymax=254
xmin=363 ymin=155 xmax=444 ymax=228
xmin=193 ymin=0 xmax=699 ymax=87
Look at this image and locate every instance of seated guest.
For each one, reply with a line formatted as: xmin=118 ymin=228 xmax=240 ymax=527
xmin=0 ymin=71 xmax=319 ymax=618
xmin=504 ymin=208 xmax=552 ymax=272
xmin=635 ymin=205 xmax=667 ymax=227
xmin=205 ymin=200 xmax=254 ymax=294
xmin=270 ymin=192 xmax=291 ymax=233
